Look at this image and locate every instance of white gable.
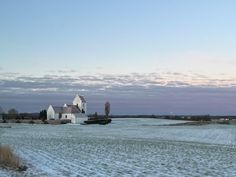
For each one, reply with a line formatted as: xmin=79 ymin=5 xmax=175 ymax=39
xmin=72 ymin=94 xmax=87 ymax=113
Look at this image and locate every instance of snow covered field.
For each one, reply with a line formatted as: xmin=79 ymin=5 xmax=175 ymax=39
xmin=0 ymin=118 xmax=235 ymax=177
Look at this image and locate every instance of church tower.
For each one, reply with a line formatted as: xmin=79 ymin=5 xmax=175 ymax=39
xmin=72 ymin=94 xmax=87 ymax=114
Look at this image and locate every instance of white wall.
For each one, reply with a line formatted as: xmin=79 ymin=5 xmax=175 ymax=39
xmin=61 ymin=113 xmax=73 ymax=120
xmin=71 ymin=113 xmax=88 ymax=124
xmin=47 ymin=105 xmax=60 ymax=120
xmin=73 ymin=95 xmax=82 ymax=108
xmin=54 ymin=113 xmax=60 ymax=119
xmin=61 ymin=113 xmax=88 ymax=124
xmin=73 ymin=95 xmax=87 ymax=114
xmin=47 ymin=105 xmax=55 ymax=120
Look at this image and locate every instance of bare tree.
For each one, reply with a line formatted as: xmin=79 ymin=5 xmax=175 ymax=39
xmin=105 ymin=102 xmax=110 ymax=119
xmin=0 ymin=106 xmax=4 ymax=120
xmin=8 ymin=108 xmax=18 ymax=119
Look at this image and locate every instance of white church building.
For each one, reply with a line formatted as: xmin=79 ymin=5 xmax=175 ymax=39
xmin=47 ymin=94 xmax=88 ymax=124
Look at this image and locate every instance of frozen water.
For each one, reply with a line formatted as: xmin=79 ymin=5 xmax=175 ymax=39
xmin=0 ymin=118 xmax=236 ymax=177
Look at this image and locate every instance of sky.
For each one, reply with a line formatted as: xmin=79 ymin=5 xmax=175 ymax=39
xmin=0 ymin=0 xmax=236 ymax=115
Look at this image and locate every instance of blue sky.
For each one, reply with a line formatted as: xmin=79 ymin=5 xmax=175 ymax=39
xmin=0 ymin=0 xmax=236 ymax=114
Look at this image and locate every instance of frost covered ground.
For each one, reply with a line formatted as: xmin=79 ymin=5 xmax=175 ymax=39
xmin=0 ymin=118 xmax=235 ymax=177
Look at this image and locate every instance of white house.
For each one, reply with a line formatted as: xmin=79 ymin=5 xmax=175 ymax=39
xmin=47 ymin=94 xmax=88 ymax=124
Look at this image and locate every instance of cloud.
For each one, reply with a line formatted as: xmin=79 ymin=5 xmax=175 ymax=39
xmin=0 ymin=72 xmax=236 ymax=96
xmin=1 ymin=71 xmax=236 ymax=114
xmin=47 ymin=69 xmax=78 ymax=73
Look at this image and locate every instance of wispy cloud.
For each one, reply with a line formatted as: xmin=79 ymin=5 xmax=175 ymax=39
xmin=0 ymin=71 xmax=235 ymax=96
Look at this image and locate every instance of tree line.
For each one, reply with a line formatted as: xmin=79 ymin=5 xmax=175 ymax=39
xmin=0 ymin=108 xmax=47 ymax=121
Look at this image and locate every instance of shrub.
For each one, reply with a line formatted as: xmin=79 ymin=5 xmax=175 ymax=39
xmin=43 ymin=120 xmax=48 ymax=124
xmin=0 ymin=145 xmax=20 ymax=170
xmin=16 ymin=120 xmax=21 ymax=123
xmin=39 ymin=110 xmax=47 ymax=121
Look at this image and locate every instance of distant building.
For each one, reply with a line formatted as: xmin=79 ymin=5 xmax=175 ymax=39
xmin=47 ymin=94 xmax=88 ymax=124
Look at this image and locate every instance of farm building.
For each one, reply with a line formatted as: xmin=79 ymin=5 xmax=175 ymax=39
xmin=47 ymin=94 xmax=88 ymax=124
